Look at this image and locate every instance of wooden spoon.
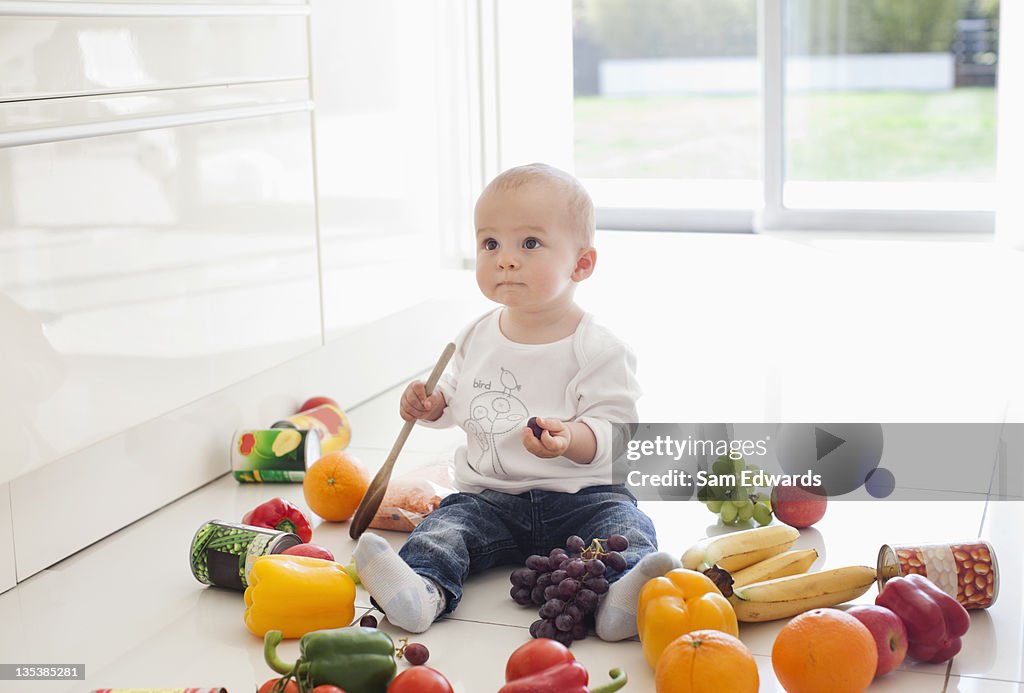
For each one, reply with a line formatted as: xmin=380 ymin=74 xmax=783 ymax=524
xmin=349 ymin=342 xmax=456 ymax=539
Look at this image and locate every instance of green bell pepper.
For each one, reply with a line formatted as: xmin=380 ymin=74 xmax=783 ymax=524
xmin=264 ymin=626 xmax=397 ymax=693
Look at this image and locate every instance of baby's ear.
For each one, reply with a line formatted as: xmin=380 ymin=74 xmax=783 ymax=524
xmin=572 ymin=248 xmax=597 ymax=282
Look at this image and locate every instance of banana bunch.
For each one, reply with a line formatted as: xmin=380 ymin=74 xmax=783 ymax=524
xmin=729 ymin=565 xmax=878 ymax=622
xmin=681 ymin=525 xmax=877 ymax=622
xmin=729 ymin=547 xmax=819 ymax=588
xmin=682 ymin=524 xmax=800 ymax=572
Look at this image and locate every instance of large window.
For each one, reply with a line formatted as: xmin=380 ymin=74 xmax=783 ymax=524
xmin=572 ymin=0 xmax=1000 ymax=232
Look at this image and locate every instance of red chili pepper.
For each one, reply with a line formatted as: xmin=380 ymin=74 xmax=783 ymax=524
xmin=876 ymin=573 xmax=970 ymax=663
xmin=499 ymin=639 xmax=627 ymax=693
xmin=243 ymin=497 xmax=313 ymax=543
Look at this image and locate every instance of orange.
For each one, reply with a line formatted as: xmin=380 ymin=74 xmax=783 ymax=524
xmin=772 ymin=608 xmax=877 ymax=693
xmin=302 ymin=451 xmax=369 ymax=522
xmin=655 ymin=629 xmax=759 ymax=693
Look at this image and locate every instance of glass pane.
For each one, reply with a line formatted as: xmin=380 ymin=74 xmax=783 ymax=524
xmin=573 ymin=0 xmax=760 ymax=186
xmin=784 ymin=0 xmax=1000 ymax=211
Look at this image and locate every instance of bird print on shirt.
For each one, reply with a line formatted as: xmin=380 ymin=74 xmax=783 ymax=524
xmin=464 ymin=366 xmax=528 ymax=476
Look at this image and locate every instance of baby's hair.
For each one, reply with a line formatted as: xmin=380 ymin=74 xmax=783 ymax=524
xmin=484 ymin=163 xmax=595 ymax=247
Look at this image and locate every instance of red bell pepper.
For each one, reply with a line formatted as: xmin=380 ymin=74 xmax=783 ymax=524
xmin=500 ymin=639 xmax=627 ymax=693
xmin=875 ymin=573 xmax=970 ymax=663
xmin=243 ymin=497 xmax=313 ymax=543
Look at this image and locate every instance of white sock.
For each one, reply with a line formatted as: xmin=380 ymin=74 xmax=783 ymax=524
xmin=595 ymin=551 xmax=681 ymax=641
xmin=353 ymin=533 xmax=445 ymax=633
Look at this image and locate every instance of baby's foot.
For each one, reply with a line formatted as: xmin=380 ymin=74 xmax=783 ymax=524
xmin=595 ymin=551 xmax=681 ymax=641
xmin=352 ymin=533 xmax=444 ymax=633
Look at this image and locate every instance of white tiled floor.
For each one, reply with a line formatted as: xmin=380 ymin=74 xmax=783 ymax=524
xmin=2 ymin=231 xmax=1022 ymax=692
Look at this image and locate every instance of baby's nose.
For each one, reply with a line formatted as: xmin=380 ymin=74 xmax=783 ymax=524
xmin=498 ymin=251 xmax=519 ymax=269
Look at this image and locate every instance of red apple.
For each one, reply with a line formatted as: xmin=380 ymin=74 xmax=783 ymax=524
xmin=770 ymin=482 xmax=827 ymax=528
xmin=846 ymin=604 xmax=909 ymax=677
xmin=298 ymin=396 xmax=339 ymax=413
xmin=281 ymin=543 xmax=335 ymax=561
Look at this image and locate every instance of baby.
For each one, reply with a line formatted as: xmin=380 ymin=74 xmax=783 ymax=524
xmin=353 ymin=163 xmax=678 ymax=640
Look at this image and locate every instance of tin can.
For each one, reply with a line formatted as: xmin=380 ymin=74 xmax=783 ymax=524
xmin=189 ymin=520 xmax=301 ymax=590
xmin=231 ymin=428 xmax=320 ymax=483
xmin=877 ymin=540 xmax=999 ymax=609
xmin=272 ymin=403 xmax=351 ymax=454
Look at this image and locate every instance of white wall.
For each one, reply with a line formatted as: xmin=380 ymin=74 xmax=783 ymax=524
xmin=0 ymin=482 xmax=13 ymax=592
xmin=0 ymin=1 xmax=482 ymax=590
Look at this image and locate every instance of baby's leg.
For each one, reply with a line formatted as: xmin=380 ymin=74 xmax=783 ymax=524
xmin=355 ymin=491 xmax=522 ymax=633
xmin=596 ymin=551 xmax=680 ymax=641
xmin=353 ymin=533 xmax=442 ymax=633
xmin=548 ymin=490 xmax=679 ymax=641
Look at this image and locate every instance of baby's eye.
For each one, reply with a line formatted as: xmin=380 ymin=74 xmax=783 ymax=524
xmin=482 ymin=238 xmax=498 ymax=251
xmin=523 ymin=238 xmax=540 ymax=250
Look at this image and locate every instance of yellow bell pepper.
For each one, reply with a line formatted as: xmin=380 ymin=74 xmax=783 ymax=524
xmin=637 ymin=568 xmax=739 ymax=669
xmin=244 ymin=554 xmax=356 ymax=639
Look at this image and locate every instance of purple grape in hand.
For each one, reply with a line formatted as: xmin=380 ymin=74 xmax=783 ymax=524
xmin=527 ymin=416 xmax=544 ymax=439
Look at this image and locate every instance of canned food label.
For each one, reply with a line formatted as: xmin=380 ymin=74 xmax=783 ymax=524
xmin=243 ymin=534 xmax=274 ymax=582
xmin=896 ymin=545 xmax=958 ymax=597
xmin=275 ymin=403 xmax=351 ymax=454
xmin=232 ymin=428 xmax=320 ymax=483
xmin=881 ymin=540 xmax=998 ymax=609
xmin=233 ymin=469 xmax=306 ymax=483
xmin=190 ymin=521 xmax=301 ymax=590
xmin=950 ymin=542 xmax=997 ymax=608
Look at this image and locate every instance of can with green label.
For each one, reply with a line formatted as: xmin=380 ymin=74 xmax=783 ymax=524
xmin=272 ymin=403 xmax=352 ymax=454
xmin=189 ymin=520 xmax=301 ymax=590
xmin=231 ymin=428 xmax=321 ymax=483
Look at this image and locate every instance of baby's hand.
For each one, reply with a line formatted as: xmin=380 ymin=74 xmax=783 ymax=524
xmin=400 ymin=380 xmax=446 ymax=422
xmin=522 ymin=417 xmax=572 ymax=458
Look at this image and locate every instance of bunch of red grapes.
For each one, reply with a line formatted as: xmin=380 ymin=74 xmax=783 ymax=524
xmin=509 ymin=534 xmax=629 ymax=646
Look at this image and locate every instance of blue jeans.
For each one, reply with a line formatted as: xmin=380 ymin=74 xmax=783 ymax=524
xmin=397 ymin=485 xmax=658 ymax=615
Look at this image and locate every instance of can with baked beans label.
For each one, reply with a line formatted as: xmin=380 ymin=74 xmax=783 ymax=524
xmin=877 ymin=540 xmax=998 ymax=609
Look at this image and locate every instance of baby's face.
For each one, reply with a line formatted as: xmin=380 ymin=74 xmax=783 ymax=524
xmin=474 ymin=182 xmax=587 ymax=312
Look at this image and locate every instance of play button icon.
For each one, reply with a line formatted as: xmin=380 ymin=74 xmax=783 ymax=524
xmin=774 ymin=423 xmax=885 ymax=496
xmin=815 ymin=427 xmax=845 ymax=460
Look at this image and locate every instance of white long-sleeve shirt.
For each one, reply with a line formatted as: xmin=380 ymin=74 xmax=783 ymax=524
xmin=420 ymin=308 xmax=641 ymax=494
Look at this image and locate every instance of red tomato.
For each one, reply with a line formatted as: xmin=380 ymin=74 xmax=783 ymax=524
xmin=257 ymin=678 xmax=300 ymax=693
xmin=386 ymin=666 xmax=453 ymax=693
xmin=505 ymin=638 xmax=575 ymax=682
xmin=281 ymin=543 xmax=336 ymax=561
xmin=311 ymin=686 xmax=347 ymax=693
xmin=298 ymin=396 xmax=339 ymax=413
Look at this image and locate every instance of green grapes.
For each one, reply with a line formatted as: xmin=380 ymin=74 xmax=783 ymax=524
xmin=698 ymin=455 xmax=776 ymax=527
xmin=719 ymin=502 xmax=739 ymax=524
xmin=712 ymin=457 xmax=733 ymax=477
xmin=752 ymin=501 xmax=773 ymax=526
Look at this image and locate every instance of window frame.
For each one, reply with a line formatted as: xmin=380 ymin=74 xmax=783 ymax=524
xmin=568 ymin=0 xmax=997 ymax=235
xmin=759 ymin=0 xmax=994 ymax=234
